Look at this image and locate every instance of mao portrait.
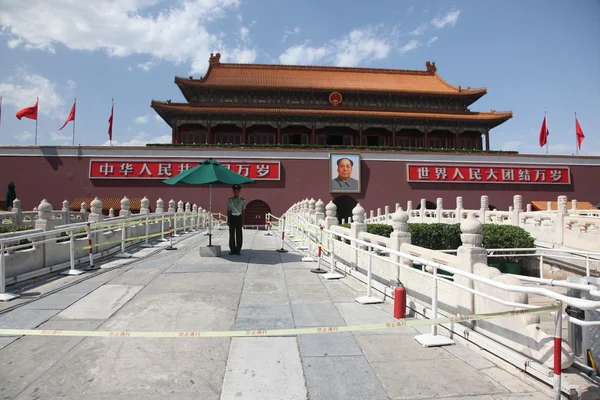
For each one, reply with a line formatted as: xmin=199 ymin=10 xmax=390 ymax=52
xmin=330 ymin=153 xmax=361 ymax=193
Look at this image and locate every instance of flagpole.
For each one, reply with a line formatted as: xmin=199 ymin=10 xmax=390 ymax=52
xmin=110 ymin=97 xmax=113 ymax=147
xmin=575 ymin=112 xmax=578 ymax=156
xmin=545 ymin=111 xmax=548 ymax=155
xmin=0 ymin=96 xmax=2 ymax=133
xmin=35 ymin=97 xmax=39 ymax=146
xmin=72 ymin=97 xmax=76 ymax=146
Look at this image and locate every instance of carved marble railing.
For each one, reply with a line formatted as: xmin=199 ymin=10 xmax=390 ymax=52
xmin=361 ymin=195 xmax=599 ymax=253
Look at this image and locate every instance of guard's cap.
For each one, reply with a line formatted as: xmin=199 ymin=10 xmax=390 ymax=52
xmin=232 ymin=184 xmax=241 ymax=191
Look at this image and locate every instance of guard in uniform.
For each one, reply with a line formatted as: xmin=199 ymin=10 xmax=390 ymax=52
xmin=227 ymin=184 xmax=246 ymax=255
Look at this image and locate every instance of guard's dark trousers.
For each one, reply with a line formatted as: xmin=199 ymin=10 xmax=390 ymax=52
xmin=228 ymin=215 xmax=243 ymax=253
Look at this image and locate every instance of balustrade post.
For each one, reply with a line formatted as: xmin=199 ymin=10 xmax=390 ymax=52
xmin=12 ymin=198 xmax=22 ymax=225
xmin=141 ymin=196 xmax=153 ymax=248
xmin=323 ymin=201 xmax=343 ymax=280
xmin=156 ymin=198 xmax=167 ymax=241
xmin=389 ymin=208 xmax=411 ymax=285
xmin=512 ymin=195 xmax=522 ymax=226
xmin=350 ymin=203 xmax=367 ymax=268
xmin=436 ymin=198 xmax=443 ymax=223
xmin=62 ymin=200 xmax=70 ymax=225
xmin=480 ymin=195 xmax=489 ymax=223
xmin=315 ymin=199 xmax=325 ymax=225
xmin=555 ymin=196 xmax=568 ymax=246
xmin=456 ymin=196 xmax=464 ymax=223
xmin=420 ymin=199 xmax=426 ymax=222
xmin=192 ymin=204 xmax=199 ymax=231
xmin=308 ymin=198 xmax=316 ymax=225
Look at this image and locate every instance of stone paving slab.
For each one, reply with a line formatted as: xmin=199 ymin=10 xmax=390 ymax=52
xmin=302 ymin=355 xmax=388 ymax=400
xmin=297 ymin=332 xmax=364 ymax=357
xmin=287 ymin=284 xmax=333 ymax=304
xmin=284 ymin=268 xmax=325 ymax=285
xmin=0 ymin=308 xmax=59 ymax=329
xmin=54 ymin=284 xmax=143 ymax=320
xmin=245 ymin=264 xmax=285 ymax=279
xmin=165 ymin=263 xmax=247 ymax=274
xmin=354 ymin=333 xmax=455 ymax=362
xmin=233 ymin=303 xmax=294 ymax=330
xmin=291 ymin=303 xmax=346 ymax=327
xmin=107 ymin=268 xmax=162 ymax=285
xmin=0 ymin=319 xmax=104 ymax=400
xmin=142 ymin=272 xmax=245 ymax=294
xmin=20 ymin=291 xmax=89 ymax=310
xmin=220 ymin=337 xmax=307 ymax=400
xmin=370 ymin=358 xmax=508 ymax=399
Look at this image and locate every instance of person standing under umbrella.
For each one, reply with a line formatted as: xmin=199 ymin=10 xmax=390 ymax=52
xmin=227 ymin=184 xmax=246 ymax=255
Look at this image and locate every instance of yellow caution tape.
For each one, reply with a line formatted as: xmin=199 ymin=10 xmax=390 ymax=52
xmin=0 ymin=304 xmax=559 ymax=338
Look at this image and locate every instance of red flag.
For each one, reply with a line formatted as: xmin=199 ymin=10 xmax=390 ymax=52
xmin=108 ymin=102 xmax=114 ymax=140
xmin=16 ymin=100 xmax=38 ymax=120
xmin=58 ymin=99 xmax=76 ymax=131
xmin=575 ymin=116 xmax=585 ymax=150
xmin=538 ymin=114 xmax=549 ymax=147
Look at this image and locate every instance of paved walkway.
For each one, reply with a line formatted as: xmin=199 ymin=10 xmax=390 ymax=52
xmin=0 ymin=228 xmax=556 ymax=399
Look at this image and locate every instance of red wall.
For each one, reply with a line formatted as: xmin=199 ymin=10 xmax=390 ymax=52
xmin=1 ymin=149 xmax=599 ymax=217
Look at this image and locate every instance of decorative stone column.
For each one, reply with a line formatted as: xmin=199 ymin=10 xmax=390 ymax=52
xmin=156 ymin=198 xmax=164 ymax=214
xmin=12 ymin=198 xmax=22 ymax=225
xmin=456 ymin=196 xmax=463 ymax=223
xmin=511 ymin=195 xmax=522 ymax=226
xmin=80 ymin=202 xmax=88 ymax=220
xmin=308 ymin=198 xmax=316 ymax=224
xmin=571 ymin=199 xmax=577 ymax=212
xmin=480 ymin=195 xmax=489 ymax=223
xmin=108 ymin=208 xmax=115 ymax=218
xmin=389 ymin=208 xmax=411 ymax=283
xmin=62 ymin=200 xmax=70 ymax=225
xmin=119 ymin=197 xmax=131 ymax=218
xmin=140 ymin=196 xmax=150 ymax=214
xmin=324 ymin=201 xmax=338 ymax=229
xmin=351 ymin=203 xmax=367 ymax=267
xmin=315 ymin=199 xmax=325 ymax=224
xmin=35 ymin=199 xmax=56 ymax=231
xmin=556 ymin=195 xmax=568 ymax=246
xmin=455 ymin=213 xmax=487 ymax=318
xmin=436 ymin=198 xmax=443 ymax=223
xmin=88 ymin=198 xmax=104 ymax=223
xmin=420 ymin=199 xmax=426 ymax=222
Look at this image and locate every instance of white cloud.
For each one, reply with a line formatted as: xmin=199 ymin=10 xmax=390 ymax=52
xmin=431 ymin=9 xmax=461 ymax=29
xmin=134 ymin=115 xmax=149 ymax=124
xmin=12 ymin=130 xmax=34 ymax=142
xmin=49 ymin=131 xmax=71 ymax=143
xmin=279 ymin=25 xmax=391 ymax=66
xmin=405 ymin=6 xmax=415 ymax=15
xmin=282 ymin=26 xmax=301 ymax=43
xmin=408 ymin=23 xmax=427 ymax=36
xmin=0 ymin=0 xmax=256 ymax=75
xmin=137 ymin=60 xmax=157 ymax=71
xmin=500 ymin=140 xmax=522 ymax=152
xmin=548 ymin=143 xmax=577 ymax=155
xmin=399 ymin=40 xmax=421 ymax=54
xmin=240 ymin=27 xmax=250 ymax=41
xmin=426 ymin=36 xmax=438 ymax=47
xmin=0 ymin=65 xmax=64 ymax=118
xmin=154 ymin=114 xmax=163 ymax=122
xmin=101 ymin=132 xmax=171 ymax=146
xmin=66 ymin=79 xmax=76 ymax=90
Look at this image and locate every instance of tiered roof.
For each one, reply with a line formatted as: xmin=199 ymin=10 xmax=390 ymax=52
xmin=174 ymin=53 xmax=487 ymax=98
xmin=152 ymin=53 xmax=512 ymax=127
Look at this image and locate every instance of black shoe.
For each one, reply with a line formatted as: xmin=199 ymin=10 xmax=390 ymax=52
xmin=229 ymin=252 xmax=236 ymax=255
xmin=235 ymin=251 xmax=241 ymax=255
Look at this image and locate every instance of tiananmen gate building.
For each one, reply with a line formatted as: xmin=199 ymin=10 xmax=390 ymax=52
xmin=0 ymin=54 xmax=598 ymax=223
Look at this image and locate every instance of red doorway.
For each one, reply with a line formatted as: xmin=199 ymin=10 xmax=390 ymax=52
xmin=244 ymin=200 xmax=271 ymax=229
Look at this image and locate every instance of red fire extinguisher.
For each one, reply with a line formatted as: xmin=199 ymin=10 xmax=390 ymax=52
xmin=394 ymin=285 xmax=406 ymax=319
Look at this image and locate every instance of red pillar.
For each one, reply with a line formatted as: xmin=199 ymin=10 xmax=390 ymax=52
xmin=455 ymin=130 xmax=460 ymax=149
xmin=171 ymin=123 xmax=177 ymax=144
xmin=359 ymin=125 xmax=363 ymax=146
xmin=392 ymin=127 xmax=396 ymax=147
xmin=207 ymin=123 xmax=212 ymax=144
xmin=276 ymin=123 xmax=281 ymax=144
xmin=242 ymin=123 xmax=247 ymax=145
xmin=311 ymin=124 xmax=316 ymax=144
xmin=485 ymin=131 xmax=490 ymax=151
xmin=424 ymin=129 xmax=429 ymax=149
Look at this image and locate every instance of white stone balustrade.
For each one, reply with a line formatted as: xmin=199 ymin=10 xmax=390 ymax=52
xmin=357 ymin=194 xmax=599 ymax=253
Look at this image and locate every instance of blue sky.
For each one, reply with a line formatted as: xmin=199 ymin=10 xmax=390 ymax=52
xmin=0 ymin=0 xmax=598 ymax=155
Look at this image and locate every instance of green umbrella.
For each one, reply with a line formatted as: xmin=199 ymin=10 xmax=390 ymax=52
xmin=163 ymin=158 xmax=255 ymax=246
xmin=5 ymin=181 xmax=16 ymax=209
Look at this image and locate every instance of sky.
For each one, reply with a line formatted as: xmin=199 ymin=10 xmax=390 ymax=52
xmin=0 ymin=0 xmax=598 ymax=155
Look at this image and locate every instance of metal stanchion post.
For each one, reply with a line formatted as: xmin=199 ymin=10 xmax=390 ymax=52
xmin=0 ymin=243 xmax=19 ymax=301
xmin=355 ymin=252 xmax=382 ymax=303
xmin=323 ymin=232 xmax=343 ymax=280
xmin=276 ymin=215 xmax=288 ymax=253
xmin=86 ymin=222 xmax=99 ymax=270
xmin=115 ymin=220 xmax=132 ymax=258
xmin=415 ymin=264 xmax=454 ymax=347
xmin=553 ymin=301 xmax=563 ymax=400
xmin=165 ymin=222 xmax=177 ymax=251
xmin=62 ymin=229 xmax=86 ymax=275
xmin=141 ymin=214 xmax=153 ymax=248
xmin=311 ymin=226 xmax=327 ymax=273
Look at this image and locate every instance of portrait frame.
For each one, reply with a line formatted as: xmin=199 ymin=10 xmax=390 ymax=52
xmin=329 ymin=153 xmax=361 ymax=193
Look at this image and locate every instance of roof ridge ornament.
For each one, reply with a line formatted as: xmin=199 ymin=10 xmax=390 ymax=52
xmin=425 ymin=61 xmax=437 ymax=74
xmin=209 ymin=53 xmax=222 ymax=66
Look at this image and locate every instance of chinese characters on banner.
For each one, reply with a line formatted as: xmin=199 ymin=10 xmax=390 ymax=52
xmin=89 ymin=160 xmax=281 ymax=180
xmin=407 ymin=164 xmax=570 ymax=184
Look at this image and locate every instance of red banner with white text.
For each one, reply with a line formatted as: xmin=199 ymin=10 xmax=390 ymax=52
xmin=89 ymin=160 xmax=281 ymax=180
xmin=407 ymin=164 xmax=570 ymax=184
